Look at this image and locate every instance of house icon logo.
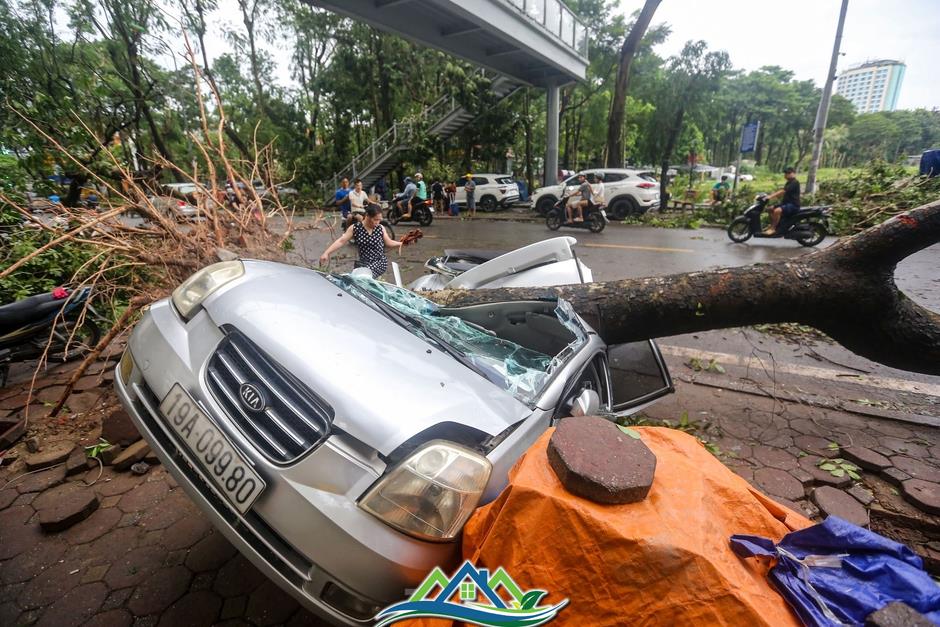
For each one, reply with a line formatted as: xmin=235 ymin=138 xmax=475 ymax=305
xmin=375 ymin=560 xmax=568 ymax=626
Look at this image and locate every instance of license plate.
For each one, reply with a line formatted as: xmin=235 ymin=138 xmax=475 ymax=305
xmin=159 ymin=384 xmax=265 ymax=513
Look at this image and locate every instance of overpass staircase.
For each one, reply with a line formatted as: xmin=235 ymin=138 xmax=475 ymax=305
xmin=320 ymin=72 xmax=522 ymax=200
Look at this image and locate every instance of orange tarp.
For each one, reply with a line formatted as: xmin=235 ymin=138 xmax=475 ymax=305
xmin=409 ymin=426 xmax=811 ymax=627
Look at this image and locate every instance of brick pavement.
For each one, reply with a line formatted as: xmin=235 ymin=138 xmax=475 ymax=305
xmin=1 ymin=347 xmax=939 ymax=626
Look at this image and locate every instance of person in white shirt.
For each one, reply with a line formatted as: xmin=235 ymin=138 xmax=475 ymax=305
xmin=591 ymin=172 xmax=606 ymax=207
xmin=346 ymin=179 xmax=369 ymax=224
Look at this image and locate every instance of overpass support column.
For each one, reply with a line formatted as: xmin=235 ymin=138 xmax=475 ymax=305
xmin=544 ymin=82 xmax=560 ymax=187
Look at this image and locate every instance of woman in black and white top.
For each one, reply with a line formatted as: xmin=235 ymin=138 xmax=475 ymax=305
xmin=320 ymin=204 xmax=402 ymax=278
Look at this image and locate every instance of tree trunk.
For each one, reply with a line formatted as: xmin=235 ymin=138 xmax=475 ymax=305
xmin=658 ymin=106 xmax=686 ymax=210
xmin=430 ymin=199 xmax=940 ymax=376
xmin=604 ymin=0 xmax=662 ymax=167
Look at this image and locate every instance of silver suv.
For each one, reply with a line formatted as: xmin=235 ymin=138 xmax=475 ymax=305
xmin=531 ymin=168 xmax=661 ymax=218
xmin=114 ymin=256 xmax=672 ymax=625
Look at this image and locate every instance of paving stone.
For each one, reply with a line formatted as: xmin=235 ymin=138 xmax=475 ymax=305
xmin=0 ymin=488 xmax=17 ymax=510
xmin=789 ymin=467 xmax=816 ymax=486
xmin=35 ymin=581 xmax=108 ymax=627
xmin=157 ymin=590 xmax=222 ymax=627
xmin=101 ymin=409 xmax=141 ymax=448
xmin=213 ymin=555 xmax=267 ymax=598
xmin=21 ymin=560 xmax=84 ymax=608
xmin=13 ymin=491 xmax=38 ymax=506
xmin=127 ymin=565 xmax=192 ymax=616
xmin=0 ymin=392 xmax=31 ymax=410
xmin=812 ymin=486 xmax=869 ymax=527
xmin=96 ymin=471 xmax=146 ymax=497
xmin=762 ymin=432 xmax=794 ymax=449
xmin=102 ymin=587 xmax=134 ymax=611
xmin=840 ymin=446 xmax=891 ymax=472
xmin=901 ymin=479 xmax=940 ymax=515
xmin=66 ymin=392 xmax=102 ymax=415
xmin=162 ymin=510 xmax=213 ymax=551
xmin=60 ymin=506 xmax=122 ymax=544
xmin=867 ymin=421 xmax=913 ymax=438
xmin=0 ymin=506 xmax=43 ymax=559
xmin=117 ymin=478 xmax=169 ymax=512
xmin=191 ymin=571 xmax=216 ymax=591
xmin=789 ymin=418 xmax=829 ymax=437
xmin=245 ymin=580 xmax=298 ymax=626
xmin=0 ymin=582 xmax=26 ymax=603
xmin=132 ymin=616 xmax=159 ymax=627
xmin=0 ymin=538 xmax=69 ymax=584
xmin=25 ymin=442 xmax=76 ymax=471
xmin=878 ymin=437 xmax=930 ymax=458
xmin=731 ymin=466 xmax=754 ymax=483
xmin=64 ymin=448 xmax=90 ymax=476
xmin=185 ymin=531 xmax=238 ymax=572
xmin=105 ymin=545 xmax=167 ymax=590
xmin=85 ymin=609 xmax=134 ymax=627
xmin=797 ymin=455 xmax=852 ymax=488
xmin=891 ymin=457 xmax=940 ymax=483
xmin=793 ymin=435 xmax=838 ymax=457
xmin=36 ymin=385 xmax=67 ymax=404
xmin=80 ymin=564 xmax=110 ymax=584
xmin=846 ymin=485 xmax=875 ymax=506
xmin=100 ymin=494 xmax=121 ymax=508
xmin=547 ymin=416 xmax=657 ymax=504
xmin=871 ymin=445 xmax=896 ymax=458
xmin=864 ymin=601 xmax=934 ymax=627
xmin=16 ymin=465 xmax=67 ymax=494
xmin=112 ymin=440 xmax=150 ymax=471
xmin=220 ymin=596 xmax=247 ymax=620
xmin=752 ymin=446 xmax=799 ymax=471
xmin=100 ymin=445 xmax=124 ymax=466
xmin=0 ymin=601 xmax=19 ymax=626
xmin=38 ymin=487 xmax=99 ymax=532
xmin=753 ymin=467 xmax=805 ymax=501
xmin=797 ymin=499 xmax=821 ymax=519
xmin=73 ymin=376 xmax=105 ymax=392
xmin=33 ymin=479 xmax=84 ymax=511
xmin=881 ymin=466 xmax=912 ymax=487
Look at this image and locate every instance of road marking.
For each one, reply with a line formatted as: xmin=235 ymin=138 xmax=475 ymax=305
xmin=659 ymin=344 xmax=940 ymax=397
xmin=582 ymin=243 xmax=695 ymax=253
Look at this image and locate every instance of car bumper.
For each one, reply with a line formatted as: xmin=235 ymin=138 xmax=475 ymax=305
xmin=114 ymin=300 xmax=457 ymax=625
xmin=499 ymin=193 xmax=520 ymax=206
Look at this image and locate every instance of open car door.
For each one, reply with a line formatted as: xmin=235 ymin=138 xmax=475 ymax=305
xmin=607 ymin=340 xmax=674 ymax=415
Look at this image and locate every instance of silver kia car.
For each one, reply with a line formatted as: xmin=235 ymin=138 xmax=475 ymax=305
xmin=114 ymin=244 xmax=672 ymax=625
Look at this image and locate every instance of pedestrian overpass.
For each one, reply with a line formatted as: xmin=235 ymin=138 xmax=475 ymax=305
xmin=305 ymin=0 xmax=589 ymax=191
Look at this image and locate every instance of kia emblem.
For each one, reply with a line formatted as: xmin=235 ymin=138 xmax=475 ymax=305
xmin=239 ymin=382 xmax=267 ymax=413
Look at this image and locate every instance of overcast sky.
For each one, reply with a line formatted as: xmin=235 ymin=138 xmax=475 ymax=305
xmin=619 ymin=0 xmax=940 ymax=110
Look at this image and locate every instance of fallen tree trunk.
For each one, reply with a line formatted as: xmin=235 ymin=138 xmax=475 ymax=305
xmin=431 ymin=199 xmax=940 ymax=376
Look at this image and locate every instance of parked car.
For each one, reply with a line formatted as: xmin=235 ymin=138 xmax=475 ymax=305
xmin=737 ymin=173 xmax=755 ymax=182
xmin=114 ymin=243 xmax=673 ymax=625
xmin=530 ymin=168 xmax=661 ymax=219
xmin=454 ymin=173 xmax=520 ymax=211
xmin=146 ymin=195 xmax=200 ymax=222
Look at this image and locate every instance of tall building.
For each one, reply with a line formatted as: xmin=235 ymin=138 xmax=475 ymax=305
xmin=835 ymin=60 xmax=905 ymax=113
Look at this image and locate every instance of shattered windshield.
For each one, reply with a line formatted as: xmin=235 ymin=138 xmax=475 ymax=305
xmin=327 ymin=274 xmax=586 ymax=404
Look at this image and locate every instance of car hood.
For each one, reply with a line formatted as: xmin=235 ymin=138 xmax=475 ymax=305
xmin=202 ymin=262 xmax=532 ymax=456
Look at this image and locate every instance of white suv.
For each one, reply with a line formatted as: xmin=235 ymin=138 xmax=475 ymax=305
xmin=454 ymin=174 xmax=520 ymax=212
xmin=531 ymin=169 xmax=661 ymax=218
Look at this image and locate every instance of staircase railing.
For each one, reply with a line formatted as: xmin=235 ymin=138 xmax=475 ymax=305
xmin=319 ymin=69 xmax=492 ymax=199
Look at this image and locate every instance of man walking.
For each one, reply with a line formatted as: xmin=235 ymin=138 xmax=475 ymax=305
xmin=463 ymin=173 xmax=476 ymax=218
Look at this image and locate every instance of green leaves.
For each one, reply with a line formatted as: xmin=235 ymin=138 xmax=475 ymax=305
xmin=617 ymin=424 xmax=642 ymax=439
xmin=817 ymin=458 xmax=861 ymax=481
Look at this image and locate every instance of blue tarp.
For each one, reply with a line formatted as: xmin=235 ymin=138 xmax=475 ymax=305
xmin=731 ymin=516 xmax=940 ymax=626
xmin=920 ymin=149 xmax=940 ymax=177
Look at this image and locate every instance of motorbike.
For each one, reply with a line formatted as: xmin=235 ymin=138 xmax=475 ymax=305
xmin=727 ymin=194 xmax=831 ymax=247
xmin=0 ymin=287 xmax=102 ymax=388
xmin=545 ymin=196 xmax=608 ymax=233
xmin=386 ymin=196 xmax=433 ymax=227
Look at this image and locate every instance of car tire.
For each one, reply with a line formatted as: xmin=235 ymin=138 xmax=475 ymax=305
xmin=610 ymin=197 xmax=639 ymax=219
xmin=535 ymin=196 xmax=556 ymax=215
xmin=546 ymin=210 xmax=562 ymax=231
xmin=479 ymin=195 xmax=497 ymax=212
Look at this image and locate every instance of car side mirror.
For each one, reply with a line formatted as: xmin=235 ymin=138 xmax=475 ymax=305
xmin=570 ymin=389 xmax=600 ymax=417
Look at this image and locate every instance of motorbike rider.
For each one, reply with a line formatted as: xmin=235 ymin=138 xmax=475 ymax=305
xmin=346 ymin=179 xmax=369 ymax=225
xmin=415 ymin=173 xmax=428 ymax=204
xmin=592 ymin=172 xmax=606 ymax=208
xmin=566 ymin=173 xmax=592 ymax=223
xmin=320 ymin=203 xmax=404 ymax=278
xmin=394 ymin=177 xmax=418 ymax=220
xmin=764 ymin=167 xmax=800 ymax=235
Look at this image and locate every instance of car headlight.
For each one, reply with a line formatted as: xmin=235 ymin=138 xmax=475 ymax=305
xmin=359 ymin=441 xmax=492 ymax=542
xmin=171 ymin=260 xmax=244 ymax=320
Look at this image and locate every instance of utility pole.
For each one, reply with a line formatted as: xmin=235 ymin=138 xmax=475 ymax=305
xmin=806 ymin=0 xmax=849 ymax=195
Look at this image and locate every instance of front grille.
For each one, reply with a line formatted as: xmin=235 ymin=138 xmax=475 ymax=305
xmin=206 ymin=326 xmax=332 ymax=464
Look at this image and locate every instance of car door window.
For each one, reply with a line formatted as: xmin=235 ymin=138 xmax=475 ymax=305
xmin=563 ymin=176 xmax=579 ymax=187
xmin=473 ymin=177 xmax=489 ymax=186
xmin=607 ymin=340 xmax=673 ymax=412
xmin=603 ymin=173 xmax=626 ymax=183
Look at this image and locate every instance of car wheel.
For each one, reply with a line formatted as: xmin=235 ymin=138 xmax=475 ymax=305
xmin=610 ymin=197 xmax=639 ymax=219
xmin=535 ymin=197 xmax=556 ymax=215
xmin=479 ymin=195 xmax=497 ymax=212
xmin=546 ymin=210 xmax=562 ymax=231
xmin=727 ymin=217 xmax=752 ymax=243
xmin=588 ymin=212 xmax=605 ymax=233
xmin=796 ymin=221 xmax=826 ymax=247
